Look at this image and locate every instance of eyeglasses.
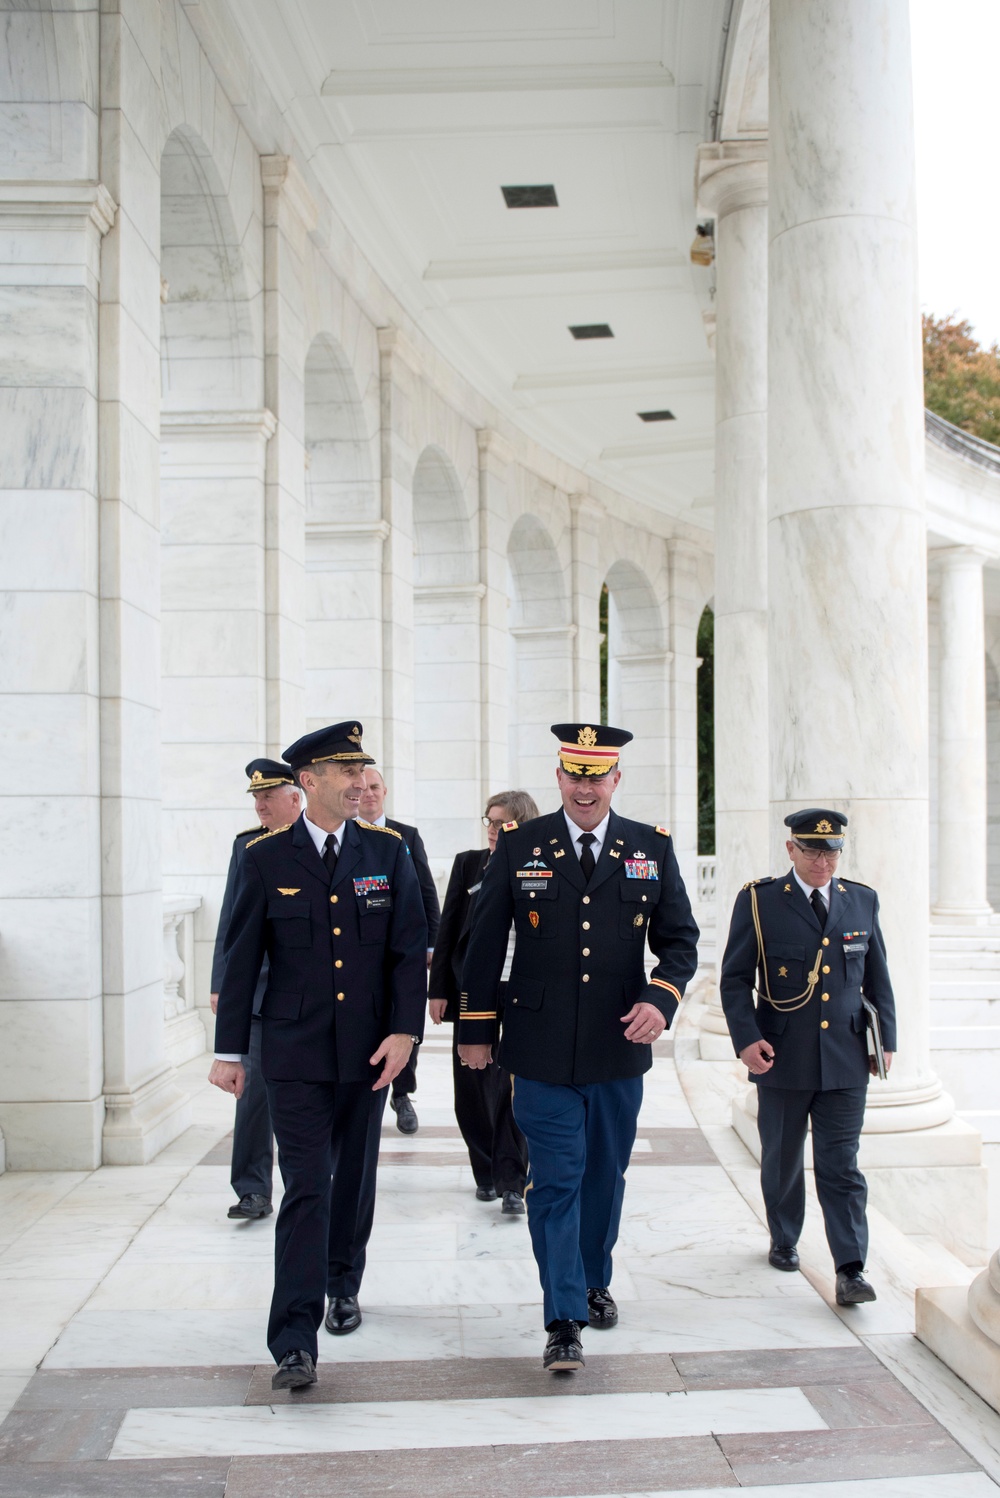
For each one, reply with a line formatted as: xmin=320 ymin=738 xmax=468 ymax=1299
xmin=482 ymin=816 xmax=507 ymax=830
xmin=793 ymin=844 xmax=841 ymax=864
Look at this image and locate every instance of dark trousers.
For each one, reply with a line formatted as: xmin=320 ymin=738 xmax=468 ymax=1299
xmin=265 ymin=1078 xmax=386 ymax=1363
xmin=392 ymin=1046 xmax=417 ymax=1100
xmin=757 ymin=1085 xmax=869 ymax=1270
xmin=230 ymin=1018 xmax=274 ymax=1200
xmin=512 ymin=1074 xmax=642 ymax=1328
xmin=451 ymin=1024 xmax=527 ymax=1195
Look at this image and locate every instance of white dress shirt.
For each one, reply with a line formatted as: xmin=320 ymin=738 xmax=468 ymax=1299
xmin=215 ymin=816 xmax=343 ymax=1061
xmin=563 ymin=808 xmax=611 ymax=861
xmin=792 ymin=867 xmax=831 ymax=911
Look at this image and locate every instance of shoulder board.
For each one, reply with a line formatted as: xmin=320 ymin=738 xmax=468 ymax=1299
xmin=245 ymin=823 xmax=292 ymax=850
xmin=742 ymin=876 xmax=776 ymax=890
xmin=655 ymin=824 xmax=670 ymax=837
xmin=238 ymin=825 xmax=263 ymax=839
xmin=502 ymin=820 xmax=518 ymax=832
xmin=840 ymin=877 xmax=874 ymax=890
xmin=357 ymin=819 xmax=403 ymax=839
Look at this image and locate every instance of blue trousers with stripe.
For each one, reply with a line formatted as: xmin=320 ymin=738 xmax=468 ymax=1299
xmin=512 ymin=1075 xmax=642 ymax=1328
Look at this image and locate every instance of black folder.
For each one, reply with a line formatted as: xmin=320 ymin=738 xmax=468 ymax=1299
xmin=862 ymin=998 xmax=887 ymax=1080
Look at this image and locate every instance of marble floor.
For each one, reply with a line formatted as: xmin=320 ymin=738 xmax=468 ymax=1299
xmin=2 ymin=1020 xmax=1000 ymax=1495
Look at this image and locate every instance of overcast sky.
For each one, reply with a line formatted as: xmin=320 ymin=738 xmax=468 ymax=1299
xmin=911 ymin=0 xmax=1000 ymax=348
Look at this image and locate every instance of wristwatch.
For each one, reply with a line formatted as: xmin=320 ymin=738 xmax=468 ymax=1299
xmin=409 ymin=1034 xmax=422 ymax=1046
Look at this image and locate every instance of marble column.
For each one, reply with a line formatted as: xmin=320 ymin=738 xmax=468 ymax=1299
xmin=377 ymin=328 xmax=418 ymax=817
xmin=666 ymin=540 xmax=702 ymax=894
xmin=760 ymin=0 xmax=984 ymax=1259
xmin=476 ymin=430 xmax=513 ymax=802
xmin=569 ymin=494 xmax=604 ymax=724
xmin=932 ymin=547 xmax=993 ymax=919
xmin=509 ymin=624 xmax=576 ymax=810
xmin=261 ymin=156 xmax=311 ymax=754
xmin=696 ymin=141 xmax=769 ymax=1058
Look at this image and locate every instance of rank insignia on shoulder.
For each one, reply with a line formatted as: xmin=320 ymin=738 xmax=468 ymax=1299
xmin=277 ymin=888 xmax=301 ymax=895
xmin=240 ymin=825 xmax=264 ymax=837
xmin=357 ymin=820 xmax=402 ymax=839
xmin=502 ymin=820 xmax=518 ymax=831
xmin=655 ymin=825 xmax=670 ymax=837
xmin=246 ymin=823 xmax=293 ymax=849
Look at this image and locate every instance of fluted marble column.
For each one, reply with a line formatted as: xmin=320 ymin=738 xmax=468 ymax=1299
xmin=696 ymin=141 xmax=769 ymax=1058
xmin=933 ymin=547 xmax=993 ymax=919
xmin=761 ymin=0 xmax=984 ymax=1258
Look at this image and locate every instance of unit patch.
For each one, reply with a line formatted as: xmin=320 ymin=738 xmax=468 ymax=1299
xmin=529 ymin=910 xmax=540 ymax=929
xmin=625 ymin=859 xmax=659 ymax=880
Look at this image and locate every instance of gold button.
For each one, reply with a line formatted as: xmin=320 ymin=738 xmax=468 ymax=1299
xmin=583 ymin=896 xmax=591 ymax=905
xmin=822 ymin=993 xmax=830 ymax=1002
xmin=582 ymin=974 xmax=590 ymax=983
xmin=335 ymin=959 xmax=343 ymax=969
xmin=337 ymin=991 xmax=345 ymax=1000
xmin=822 ymin=937 xmax=829 ymax=947
xmin=582 ymin=921 xmax=590 ymax=930
xmin=333 ymin=927 xmax=341 ymax=936
xmin=582 ymin=947 xmax=590 ymax=956
xmin=822 ymin=965 xmax=830 ymax=974
xmin=331 ymin=895 xmax=338 ymax=904
xmin=820 ymin=1019 xmax=829 ymax=1029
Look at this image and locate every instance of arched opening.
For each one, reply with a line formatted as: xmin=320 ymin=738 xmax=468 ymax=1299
xmin=411 ymin=446 xmax=479 ymax=858
xmin=303 ymin=333 xmax=380 ymax=732
xmin=602 ymin=560 xmax=668 ymax=822
xmin=507 ymin=514 xmax=572 ymax=806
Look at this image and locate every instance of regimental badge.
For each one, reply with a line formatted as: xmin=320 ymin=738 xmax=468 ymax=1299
xmin=778 ymin=965 xmax=788 ymax=977
xmin=578 ymin=725 xmax=598 ymax=748
xmin=533 ymin=846 xmax=541 ymax=856
xmin=251 ymin=769 xmax=264 ymax=784
xmin=529 ymin=910 xmax=540 ymax=929
xmin=837 ymin=883 xmax=847 ymax=892
xmin=277 ymin=888 xmax=301 ymax=895
xmin=553 ymin=849 xmax=565 ymax=858
xmin=784 ymin=883 xmax=792 ymax=893
xmin=610 ymin=848 xmax=621 ymax=859
xmin=633 ymin=913 xmax=644 ymax=928
xmin=816 ymin=818 xmax=834 ymax=834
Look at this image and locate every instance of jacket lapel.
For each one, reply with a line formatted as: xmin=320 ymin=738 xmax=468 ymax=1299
xmin=543 ymin=811 xmax=586 ymax=892
xmin=585 ymin=809 xmax=627 ymax=894
xmin=460 ymin=849 xmax=490 ymax=937
xmin=783 ymin=870 xmax=824 ymax=935
xmin=331 ymin=818 xmax=363 ymax=890
xmin=291 ymin=815 xmax=333 ymax=889
xmin=827 ymin=877 xmax=847 ymax=938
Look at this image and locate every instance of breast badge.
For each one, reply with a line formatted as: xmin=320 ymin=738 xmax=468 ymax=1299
xmin=277 ymin=888 xmax=301 ymax=895
xmin=529 ymin=910 xmax=540 ymax=929
xmin=633 ymin=913 xmax=644 ymax=928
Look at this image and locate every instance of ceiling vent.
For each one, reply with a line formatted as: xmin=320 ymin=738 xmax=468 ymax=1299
xmin=501 ymin=184 xmax=558 ymax=209
xmin=638 ymin=410 xmax=676 ymax=422
xmin=569 ymin=323 xmax=614 ymax=340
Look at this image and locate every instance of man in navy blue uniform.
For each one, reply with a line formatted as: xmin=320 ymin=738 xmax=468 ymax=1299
xmin=719 ymin=808 xmax=897 ymax=1307
xmin=210 ymin=722 xmax=428 ymax=1390
xmin=459 ymin=724 xmax=699 ymax=1372
xmin=210 ymin=759 xmax=302 ymax=1222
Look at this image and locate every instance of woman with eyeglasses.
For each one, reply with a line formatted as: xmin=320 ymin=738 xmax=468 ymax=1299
xmin=428 ymin=790 xmax=539 ymax=1213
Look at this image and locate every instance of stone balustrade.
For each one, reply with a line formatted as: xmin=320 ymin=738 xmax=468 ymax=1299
xmin=163 ymin=896 xmax=206 ymax=1068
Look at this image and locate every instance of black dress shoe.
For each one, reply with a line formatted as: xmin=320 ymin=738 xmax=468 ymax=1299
xmin=501 ymin=1191 xmax=525 ymax=1216
xmin=836 ymin=1268 xmax=877 ymax=1305
xmin=271 ymin=1350 xmax=317 ymax=1390
xmin=227 ymin=1194 xmax=272 ymax=1220
xmin=768 ymin=1244 xmax=800 ymax=1272
xmin=390 ymin=1094 xmax=418 ymax=1134
xmin=475 ymin=1185 xmax=498 ymax=1201
xmin=543 ymin=1320 xmax=585 ymax=1371
xmin=325 ymin=1295 xmax=362 ymax=1335
xmin=587 ymin=1286 xmax=618 ymax=1328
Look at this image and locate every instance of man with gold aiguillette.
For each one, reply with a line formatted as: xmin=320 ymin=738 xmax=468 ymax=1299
xmin=719 ymin=809 xmax=896 ymax=1307
xmin=459 ymin=724 xmax=699 ymax=1373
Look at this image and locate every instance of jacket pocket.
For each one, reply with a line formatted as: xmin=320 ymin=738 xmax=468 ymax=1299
xmin=620 ymin=881 xmax=655 ymax=938
xmin=765 ymin=941 xmax=806 ymax=989
xmin=756 ymin=1005 xmax=789 ymax=1036
xmin=261 ymin=989 xmax=303 ymax=1020
xmin=267 ymin=897 xmax=311 ymax=947
xmin=507 ymin=976 xmax=544 ymax=1012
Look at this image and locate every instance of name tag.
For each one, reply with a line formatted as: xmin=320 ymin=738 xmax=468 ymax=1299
xmin=354 ymin=875 xmax=389 ymax=897
xmin=467 ymin=880 xmax=483 ymax=895
xmin=365 ymin=893 xmax=392 ymax=911
xmin=625 ymin=859 xmax=658 ymax=880
xmin=520 ymin=879 xmax=548 ymax=891
xmin=843 ymin=941 xmax=867 ymax=953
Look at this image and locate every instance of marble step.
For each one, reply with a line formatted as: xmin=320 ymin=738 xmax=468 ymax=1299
xmin=929 ymin=978 xmax=1000 ymax=1001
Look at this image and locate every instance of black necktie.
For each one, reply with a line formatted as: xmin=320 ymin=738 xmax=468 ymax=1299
xmin=323 ymin=834 xmax=339 ymax=879
xmin=578 ymin=833 xmax=597 ymax=882
xmin=810 ymin=889 xmax=826 ymax=926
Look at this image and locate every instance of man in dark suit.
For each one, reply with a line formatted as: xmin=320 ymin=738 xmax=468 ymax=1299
xmin=210 ymin=722 xmax=428 ymax=1390
xmin=210 ymin=759 xmax=302 ymax=1221
xmin=358 ymin=767 xmax=440 ymax=1135
xmin=459 ymin=724 xmax=699 ymax=1372
xmin=428 ymin=789 xmax=538 ymax=1213
xmin=719 ymin=808 xmax=896 ymax=1307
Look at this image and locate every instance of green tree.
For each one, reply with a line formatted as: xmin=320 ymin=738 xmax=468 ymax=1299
xmin=697 ymin=605 xmax=715 ymax=856
xmin=923 ymin=313 xmax=1000 ymax=445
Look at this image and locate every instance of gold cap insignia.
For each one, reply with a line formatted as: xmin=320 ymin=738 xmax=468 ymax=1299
xmin=250 ymin=770 xmax=264 ymax=784
xmin=815 ymin=818 xmax=834 ymax=834
xmin=348 ymin=726 xmax=362 ymax=744
xmin=578 ymin=725 xmax=598 ymax=748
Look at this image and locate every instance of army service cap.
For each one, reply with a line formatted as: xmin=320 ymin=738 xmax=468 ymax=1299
xmin=552 ymin=722 xmax=634 ymax=777
xmin=784 ymin=807 xmax=847 ymax=849
xmin=283 ymin=721 xmax=375 ymax=773
xmin=245 ymin=758 xmax=296 ymax=792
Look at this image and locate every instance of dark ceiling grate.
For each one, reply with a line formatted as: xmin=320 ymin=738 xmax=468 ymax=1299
xmin=638 ymin=410 xmax=676 ymax=422
xmin=501 ymin=184 xmax=558 ymax=209
xmin=569 ymin=323 xmax=614 ymax=340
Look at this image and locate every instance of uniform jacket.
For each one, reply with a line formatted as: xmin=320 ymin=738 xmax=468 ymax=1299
xmin=459 ymin=808 xmax=699 ymax=1085
xmin=212 ymin=827 xmax=269 ymax=1017
xmin=385 ymin=817 xmax=441 ymax=945
xmin=215 ymin=814 xmax=428 ymax=1084
xmin=428 ymin=848 xmax=490 ymax=1022
xmin=719 ymin=872 xmax=897 ymax=1091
